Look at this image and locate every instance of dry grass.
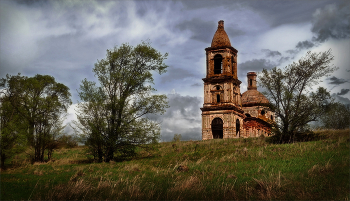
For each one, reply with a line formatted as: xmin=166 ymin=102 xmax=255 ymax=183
xmin=252 ymin=171 xmax=285 ymax=200
xmin=169 ymin=176 xmax=204 ymax=194
xmin=1 ymin=129 xmax=349 ymax=200
xmin=307 ymin=160 xmax=333 ymax=176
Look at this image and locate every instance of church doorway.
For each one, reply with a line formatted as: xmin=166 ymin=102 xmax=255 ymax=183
xmin=236 ymin=119 xmax=240 ymax=137
xmin=212 ymin=118 xmax=223 ymax=139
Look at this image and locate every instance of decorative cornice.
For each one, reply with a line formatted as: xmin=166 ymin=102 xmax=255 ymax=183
xmin=203 ymin=76 xmax=241 ymax=84
xmin=201 ymin=105 xmax=244 ymax=114
xmin=242 ymin=102 xmax=271 ymax=107
xmin=205 ymin=46 xmax=238 ymax=53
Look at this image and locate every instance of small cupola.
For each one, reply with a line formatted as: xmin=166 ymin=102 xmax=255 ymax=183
xmin=247 ymin=72 xmax=257 ymax=90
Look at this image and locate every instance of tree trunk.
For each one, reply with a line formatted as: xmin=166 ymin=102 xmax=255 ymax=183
xmin=47 ymin=149 xmax=52 ymax=161
xmin=104 ymin=144 xmax=114 ymax=162
xmin=0 ymin=154 xmax=6 ymax=170
xmin=28 ymin=122 xmax=35 ymax=147
xmin=98 ymin=145 xmax=103 ymax=163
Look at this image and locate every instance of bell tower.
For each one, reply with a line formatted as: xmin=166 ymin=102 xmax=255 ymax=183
xmin=201 ymin=20 xmax=245 ymax=140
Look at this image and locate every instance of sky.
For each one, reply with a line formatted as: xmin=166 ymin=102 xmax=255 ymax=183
xmin=1 ymin=0 xmax=349 ymax=141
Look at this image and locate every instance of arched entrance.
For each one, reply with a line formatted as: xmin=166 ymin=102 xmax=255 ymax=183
xmin=212 ymin=118 xmax=223 ymax=139
xmin=236 ymin=119 xmax=240 ymax=137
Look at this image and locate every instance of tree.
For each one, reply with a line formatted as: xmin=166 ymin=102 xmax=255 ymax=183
xmin=0 ymin=91 xmax=27 ymax=169
xmin=76 ymin=42 xmax=168 ymax=162
xmin=319 ymin=102 xmax=350 ymax=129
xmin=0 ymin=74 xmax=72 ymax=162
xmin=259 ymin=50 xmax=338 ymax=142
xmin=46 ymin=117 xmax=68 ymax=160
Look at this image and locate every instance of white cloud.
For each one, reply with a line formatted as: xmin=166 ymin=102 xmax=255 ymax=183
xmin=257 ymin=23 xmax=313 ymax=53
xmin=63 ymin=103 xmax=78 ymax=131
xmin=310 ymin=38 xmax=350 ymax=99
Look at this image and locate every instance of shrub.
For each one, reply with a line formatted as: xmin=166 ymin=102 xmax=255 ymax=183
xmin=267 ymin=130 xmax=319 ymax=144
xmin=172 ymin=134 xmax=182 ymax=142
xmin=57 ymin=135 xmax=78 ymax=148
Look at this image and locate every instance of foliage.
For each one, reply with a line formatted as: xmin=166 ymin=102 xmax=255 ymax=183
xmin=56 ymin=134 xmax=78 ymax=149
xmin=267 ymin=130 xmax=319 ymax=144
xmin=259 ymin=50 xmax=337 ymax=143
xmin=318 ymin=102 xmax=350 ymax=129
xmin=172 ymin=133 xmax=182 ymax=142
xmin=0 ymin=74 xmax=72 ymax=163
xmin=75 ymin=41 xmax=168 ymax=162
xmin=0 ymin=93 xmax=27 ymax=169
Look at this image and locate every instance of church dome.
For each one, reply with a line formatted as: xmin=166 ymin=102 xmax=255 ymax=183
xmin=241 ymin=90 xmax=269 ymax=107
xmin=211 ymin=20 xmax=231 ymax=48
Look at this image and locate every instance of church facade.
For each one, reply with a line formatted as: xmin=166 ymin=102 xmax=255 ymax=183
xmin=201 ymin=20 xmax=274 ymax=140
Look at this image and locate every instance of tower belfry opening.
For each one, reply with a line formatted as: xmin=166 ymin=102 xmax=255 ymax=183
xmin=214 ymin=54 xmax=222 ymax=74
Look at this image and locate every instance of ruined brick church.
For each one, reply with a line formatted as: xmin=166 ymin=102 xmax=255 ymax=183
xmin=201 ymin=20 xmax=274 ymax=140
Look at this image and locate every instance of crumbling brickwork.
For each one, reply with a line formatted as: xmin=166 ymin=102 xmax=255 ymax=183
xmin=201 ymin=20 xmax=274 ymax=140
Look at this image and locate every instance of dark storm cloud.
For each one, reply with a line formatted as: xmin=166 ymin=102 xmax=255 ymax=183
xmin=164 ymin=94 xmax=201 ymax=119
xmin=176 ymin=18 xmax=244 ymax=43
xmin=181 ymin=0 xmax=335 ymax=27
xmin=328 ymin=76 xmax=348 ymax=85
xmin=238 ymin=59 xmax=275 ymax=78
xmin=332 ymin=93 xmax=350 ymax=105
xmin=285 ymin=49 xmax=298 ymax=55
xmin=146 ymin=94 xmax=202 ymax=141
xmin=337 ymin=89 xmax=350 ymax=96
xmin=225 ymin=27 xmax=245 ymax=38
xmin=261 ymin=49 xmax=281 ymax=57
xmin=296 ymin=40 xmax=315 ymax=49
xmin=176 ymin=18 xmax=216 ymax=43
xmin=0 ymin=0 xmax=118 ymax=79
xmin=278 ymin=57 xmax=290 ymax=64
xmin=160 ymin=67 xmax=198 ymax=83
xmin=311 ymin=2 xmax=350 ymax=42
xmin=284 ymin=40 xmax=315 ymax=59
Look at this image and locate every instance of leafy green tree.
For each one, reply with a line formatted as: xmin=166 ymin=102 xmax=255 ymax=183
xmin=1 ymin=74 xmax=72 ymax=162
xmin=319 ymin=102 xmax=350 ymax=129
xmin=259 ymin=50 xmax=337 ymax=143
xmin=0 ymin=93 xmax=27 ymax=169
xmin=76 ymin=42 xmax=168 ymax=162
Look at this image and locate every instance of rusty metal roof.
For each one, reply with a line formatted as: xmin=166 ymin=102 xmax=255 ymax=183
xmin=241 ymin=89 xmax=269 ymax=106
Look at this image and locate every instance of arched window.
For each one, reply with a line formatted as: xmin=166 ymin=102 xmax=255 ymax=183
xmin=216 ymin=85 xmax=220 ymax=90
xmin=250 ymin=79 xmax=252 ymax=86
xmin=271 ymin=115 xmax=274 ymax=121
xmin=261 ymin=110 xmax=265 ymax=115
xmin=236 ymin=119 xmax=240 ymax=137
xmin=245 ymin=113 xmax=251 ymax=117
xmin=217 ymin=94 xmax=220 ymax=103
xmin=214 ymin=54 xmax=222 ymax=74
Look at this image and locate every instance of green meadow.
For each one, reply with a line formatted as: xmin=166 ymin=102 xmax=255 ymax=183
xmin=1 ymin=129 xmax=349 ymax=200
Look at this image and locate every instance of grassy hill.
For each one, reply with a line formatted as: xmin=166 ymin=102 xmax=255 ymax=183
xmin=1 ymin=129 xmax=349 ymax=200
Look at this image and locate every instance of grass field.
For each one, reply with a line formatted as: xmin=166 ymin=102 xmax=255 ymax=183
xmin=1 ymin=129 xmax=349 ymax=200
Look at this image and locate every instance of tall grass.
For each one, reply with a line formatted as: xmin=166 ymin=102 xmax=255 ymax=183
xmin=1 ymin=129 xmax=349 ymax=200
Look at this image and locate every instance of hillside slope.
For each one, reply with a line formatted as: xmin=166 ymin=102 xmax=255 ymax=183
xmin=1 ymin=129 xmax=349 ymax=200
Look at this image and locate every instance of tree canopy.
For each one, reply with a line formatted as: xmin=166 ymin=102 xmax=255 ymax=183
xmin=0 ymin=74 xmax=72 ymax=165
xmin=318 ymin=102 xmax=350 ymax=129
xmin=259 ymin=50 xmax=338 ymax=142
xmin=75 ymin=42 xmax=169 ymax=162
